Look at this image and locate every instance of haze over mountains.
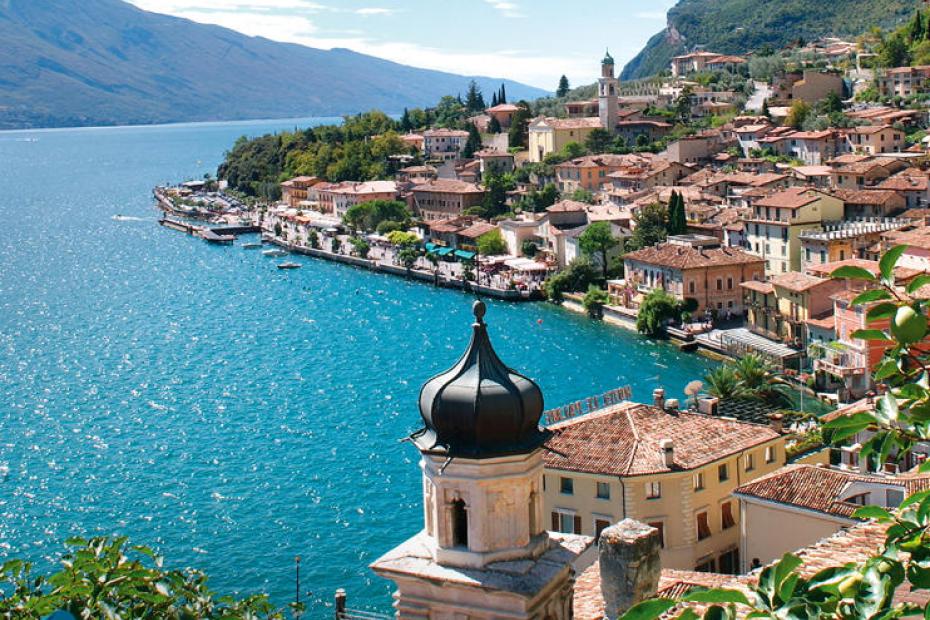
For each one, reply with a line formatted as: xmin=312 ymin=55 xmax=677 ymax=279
xmin=0 ymin=0 xmax=547 ymax=130
xmin=622 ymin=0 xmax=920 ymax=80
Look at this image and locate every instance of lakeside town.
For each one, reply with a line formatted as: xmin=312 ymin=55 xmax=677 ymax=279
xmin=13 ymin=9 xmax=930 ymax=620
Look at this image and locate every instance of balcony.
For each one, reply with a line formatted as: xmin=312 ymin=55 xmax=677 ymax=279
xmin=810 ymin=343 xmax=867 ymax=378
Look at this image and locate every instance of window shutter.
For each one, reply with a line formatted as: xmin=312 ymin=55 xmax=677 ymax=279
xmin=552 ymin=512 xmax=559 ymax=531
xmin=573 ymin=515 xmax=582 ymax=535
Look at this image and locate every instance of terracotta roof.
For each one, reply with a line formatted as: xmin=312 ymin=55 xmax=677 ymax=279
xmin=546 ymin=200 xmax=589 ymax=213
xmin=457 ymin=222 xmax=496 ymax=239
xmin=740 ymin=280 xmax=774 ymax=294
xmin=754 ymin=187 xmax=824 ymax=210
xmin=544 ymin=402 xmax=780 ymax=477
xmin=624 ymin=244 xmax=763 ymax=271
xmin=734 ymin=464 xmax=930 ymax=518
xmin=805 ymin=314 xmax=835 ymax=329
xmin=849 ymin=124 xmax=894 ymax=135
xmin=878 ymin=172 xmax=930 ymax=192
xmin=423 ymin=128 xmax=469 ymax=137
xmin=832 ymin=188 xmax=902 ymax=205
xmin=486 ymin=103 xmax=520 ymax=113
xmin=533 ymin=116 xmax=604 ymax=130
xmin=572 ymin=518 xmax=930 ymax=620
xmin=411 ymin=179 xmax=484 ymax=194
xmin=828 ymin=154 xmax=871 ymax=166
xmin=769 ymin=271 xmax=830 ymax=293
xmin=806 ymin=258 xmax=880 ymax=278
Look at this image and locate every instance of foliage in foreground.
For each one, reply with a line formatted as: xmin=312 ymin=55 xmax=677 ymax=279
xmin=0 ymin=536 xmax=298 ymax=618
xmin=623 ymin=245 xmax=930 ymax=620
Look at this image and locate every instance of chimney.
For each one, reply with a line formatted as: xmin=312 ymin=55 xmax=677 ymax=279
xmin=665 ymin=399 xmax=680 ymax=412
xmin=652 ymin=388 xmax=665 ymax=410
xmin=769 ymin=413 xmax=784 ymax=434
xmin=660 ymin=439 xmax=675 ymax=468
xmin=599 ymin=519 xmax=662 ymax=620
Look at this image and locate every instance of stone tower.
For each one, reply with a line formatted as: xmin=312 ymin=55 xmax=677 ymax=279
xmin=371 ymin=301 xmax=593 ymax=619
xmin=599 ymin=50 xmax=619 ymax=132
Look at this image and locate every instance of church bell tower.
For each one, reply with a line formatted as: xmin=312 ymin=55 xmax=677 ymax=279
xmin=371 ymin=301 xmax=593 ymax=619
xmin=599 ymin=50 xmax=619 ymax=132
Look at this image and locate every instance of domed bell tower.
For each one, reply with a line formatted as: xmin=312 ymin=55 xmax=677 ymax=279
xmin=371 ymin=301 xmax=593 ymax=620
xmin=599 ymin=49 xmax=619 ymax=132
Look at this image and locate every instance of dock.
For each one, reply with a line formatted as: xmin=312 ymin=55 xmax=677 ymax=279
xmin=199 ymin=228 xmax=236 ymax=244
xmin=159 ymin=217 xmax=200 ymax=234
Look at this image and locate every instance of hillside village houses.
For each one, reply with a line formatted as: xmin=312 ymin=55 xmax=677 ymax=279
xmin=259 ymin=44 xmax=930 ymax=408
xmin=200 ymin=36 xmax=930 ymax=617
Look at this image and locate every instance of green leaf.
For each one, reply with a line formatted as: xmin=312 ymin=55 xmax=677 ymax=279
xmin=682 ymin=589 xmax=750 ymax=606
xmin=851 ymin=329 xmax=893 ymax=342
xmin=832 ymin=266 xmax=877 ymax=281
xmin=852 ymin=289 xmax=892 ymax=306
xmin=852 ymin=506 xmax=894 ymax=521
xmin=620 ymin=598 xmax=677 ymax=620
xmin=866 ymin=303 xmax=898 ymax=321
xmin=823 ymin=412 xmax=875 ymax=442
xmin=908 ymin=274 xmax=930 ymax=296
xmin=920 ymin=460 xmax=930 ymax=473
xmin=880 ymin=245 xmax=908 ymax=282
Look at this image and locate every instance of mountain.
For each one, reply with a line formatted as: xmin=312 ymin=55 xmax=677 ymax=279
xmin=621 ymin=0 xmax=920 ymax=80
xmin=0 ymin=0 xmax=548 ymax=130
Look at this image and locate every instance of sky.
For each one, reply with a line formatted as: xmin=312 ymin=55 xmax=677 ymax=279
xmin=125 ymin=0 xmax=677 ymax=90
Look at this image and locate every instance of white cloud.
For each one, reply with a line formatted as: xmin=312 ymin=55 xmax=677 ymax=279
xmin=354 ymin=7 xmax=395 ymax=16
xmin=131 ymin=0 xmax=328 ymax=12
xmin=483 ymin=0 xmax=524 ymax=18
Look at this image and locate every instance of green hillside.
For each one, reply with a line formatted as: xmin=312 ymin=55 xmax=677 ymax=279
xmin=621 ymin=0 xmax=920 ymax=80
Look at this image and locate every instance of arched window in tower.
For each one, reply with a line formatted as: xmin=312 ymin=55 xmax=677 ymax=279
xmin=451 ymin=499 xmax=468 ymax=548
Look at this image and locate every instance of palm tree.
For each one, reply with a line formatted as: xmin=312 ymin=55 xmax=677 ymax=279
xmin=704 ymin=366 xmax=747 ymax=400
xmin=732 ymin=354 xmax=772 ymax=395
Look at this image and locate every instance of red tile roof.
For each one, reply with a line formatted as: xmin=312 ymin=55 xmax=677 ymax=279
xmin=544 ymin=402 xmax=780 ymax=477
xmin=769 ymin=271 xmax=831 ymax=293
xmin=754 ymin=187 xmax=825 ymax=210
xmin=623 ymin=244 xmax=764 ymax=271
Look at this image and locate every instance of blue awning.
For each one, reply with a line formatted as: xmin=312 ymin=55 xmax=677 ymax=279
xmin=436 ymin=247 xmax=454 ymax=256
xmin=424 ymin=242 xmax=437 ymax=253
xmin=455 ymin=250 xmax=476 ymax=260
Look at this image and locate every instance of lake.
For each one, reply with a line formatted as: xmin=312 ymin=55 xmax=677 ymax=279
xmin=0 ymin=118 xmax=714 ymax=615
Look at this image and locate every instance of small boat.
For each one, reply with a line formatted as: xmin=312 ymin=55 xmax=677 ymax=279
xmin=262 ymin=248 xmax=288 ymax=257
xmin=241 ymin=242 xmax=263 ymax=250
xmin=277 ymin=262 xmax=301 ymax=270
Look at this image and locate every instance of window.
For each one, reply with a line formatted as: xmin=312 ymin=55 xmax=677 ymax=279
xmin=648 ymin=521 xmax=665 ymax=548
xmin=727 ymin=277 xmax=733 ymax=290
xmin=560 ymin=477 xmax=573 ymax=495
xmin=721 ymin=501 xmax=736 ymax=529
xmin=745 ymin=453 xmax=755 ymax=472
xmin=719 ymin=548 xmax=739 ymax=575
xmin=696 ymin=511 xmax=711 ymax=540
xmin=689 ymin=281 xmax=695 ymax=294
xmin=552 ymin=511 xmax=582 ymax=534
xmin=696 ymin=558 xmax=716 ymax=573
xmin=646 ymin=481 xmax=661 ymax=499
xmin=716 ymin=278 xmax=722 ymax=291
xmin=694 ymin=471 xmax=705 ymax=491
xmin=451 ymin=499 xmax=468 ymax=547
xmin=765 ymin=446 xmax=776 ymax=463
xmin=718 ymin=463 xmax=729 ymax=482
xmin=595 ymin=518 xmax=611 ymax=537
xmin=596 ymin=481 xmax=611 ymax=500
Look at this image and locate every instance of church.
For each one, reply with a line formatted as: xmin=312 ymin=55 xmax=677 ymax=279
xmin=369 ymin=301 xmax=664 ymax=619
xmin=528 ymin=53 xmax=670 ymax=163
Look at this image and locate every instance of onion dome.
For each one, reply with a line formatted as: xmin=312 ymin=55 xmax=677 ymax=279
xmin=414 ymin=301 xmax=549 ymax=459
xmin=602 ymin=49 xmax=614 ymax=65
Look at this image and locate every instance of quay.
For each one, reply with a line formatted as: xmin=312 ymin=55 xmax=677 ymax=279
xmin=264 ymin=236 xmax=542 ymax=302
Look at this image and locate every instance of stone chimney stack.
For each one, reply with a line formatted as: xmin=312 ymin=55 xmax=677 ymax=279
xmin=652 ymin=388 xmax=665 ymax=410
xmin=769 ymin=413 xmax=784 ymax=434
xmin=660 ymin=439 xmax=674 ymax=468
xmin=599 ymin=519 xmax=662 ymax=620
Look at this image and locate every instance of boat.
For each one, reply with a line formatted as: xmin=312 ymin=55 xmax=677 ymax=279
xmin=277 ymin=262 xmax=301 ymax=270
xmin=241 ymin=242 xmax=263 ymax=250
xmin=262 ymin=248 xmax=288 ymax=257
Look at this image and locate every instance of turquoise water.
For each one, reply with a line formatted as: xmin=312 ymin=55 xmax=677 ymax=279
xmin=0 ymin=118 xmax=714 ymax=615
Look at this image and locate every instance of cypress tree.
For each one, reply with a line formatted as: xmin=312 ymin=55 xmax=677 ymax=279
xmin=667 ymin=191 xmax=678 ymax=234
xmin=556 ymin=75 xmax=570 ymax=98
xmin=910 ymin=9 xmax=925 ymax=42
xmin=499 ymin=84 xmax=507 ymax=104
xmin=463 ymin=123 xmax=482 ymax=158
xmin=400 ymin=108 xmax=412 ymax=132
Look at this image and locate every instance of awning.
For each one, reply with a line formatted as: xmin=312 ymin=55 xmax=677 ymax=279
xmin=437 ymin=247 xmax=454 ymax=257
xmin=455 ymin=250 xmax=476 ymax=260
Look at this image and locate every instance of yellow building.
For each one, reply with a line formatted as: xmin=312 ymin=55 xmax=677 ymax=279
xmin=746 ymin=187 xmax=845 ymax=274
xmin=741 ymin=272 xmax=845 ymax=346
xmin=528 ymin=117 xmax=603 ymax=162
xmin=542 ymin=394 xmax=786 ymax=574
